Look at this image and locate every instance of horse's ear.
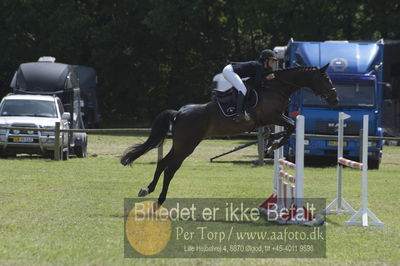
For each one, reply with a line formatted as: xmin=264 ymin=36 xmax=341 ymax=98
xmin=320 ymin=63 xmax=329 ymax=72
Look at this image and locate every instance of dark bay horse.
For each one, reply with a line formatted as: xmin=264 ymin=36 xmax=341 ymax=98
xmin=121 ymin=64 xmax=338 ymax=205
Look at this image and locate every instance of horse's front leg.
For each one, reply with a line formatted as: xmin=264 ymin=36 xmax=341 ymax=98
xmin=265 ymin=130 xmax=286 ymax=151
xmin=266 ymin=114 xmax=295 ymax=154
xmin=267 ymin=131 xmax=287 ymax=142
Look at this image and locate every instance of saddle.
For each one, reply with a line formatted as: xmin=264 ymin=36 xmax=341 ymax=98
xmin=211 ymin=88 xmax=259 ymax=117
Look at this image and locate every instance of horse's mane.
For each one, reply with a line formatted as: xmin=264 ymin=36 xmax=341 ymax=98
xmin=272 ymin=66 xmax=318 ymax=74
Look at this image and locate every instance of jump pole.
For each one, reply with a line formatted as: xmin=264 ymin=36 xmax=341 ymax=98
xmin=295 ymin=115 xmax=305 ymax=210
xmin=273 ymin=125 xmax=284 ymax=193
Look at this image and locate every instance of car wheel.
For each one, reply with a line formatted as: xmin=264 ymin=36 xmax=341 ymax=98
xmin=368 ymin=158 xmax=380 ymax=170
xmin=75 ymin=139 xmax=87 ymax=158
xmin=62 ymin=146 xmax=69 ymax=160
xmin=49 ymin=146 xmax=68 ymax=160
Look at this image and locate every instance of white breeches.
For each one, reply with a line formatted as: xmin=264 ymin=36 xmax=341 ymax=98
xmin=222 ymin=64 xmax=247 ymax=95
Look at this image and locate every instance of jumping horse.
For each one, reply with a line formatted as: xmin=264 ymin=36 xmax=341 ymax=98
xmin=121 ymin=63 xmax=339 ymax=205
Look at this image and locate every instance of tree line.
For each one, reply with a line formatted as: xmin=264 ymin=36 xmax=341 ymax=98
xmin=0 ymin=0 xmax=399 ymax=125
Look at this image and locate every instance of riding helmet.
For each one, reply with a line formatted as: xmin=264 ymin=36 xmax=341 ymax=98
xmin=259 ymin=49 xmax=277 ymax=62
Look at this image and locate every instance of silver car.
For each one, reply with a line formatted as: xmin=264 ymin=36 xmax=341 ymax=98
xmin=0 ymin=94 xmax=70 ymax=159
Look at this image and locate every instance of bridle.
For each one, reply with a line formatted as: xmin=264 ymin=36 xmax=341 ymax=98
xmin=319 ymin=88 xmax=337 ymax=101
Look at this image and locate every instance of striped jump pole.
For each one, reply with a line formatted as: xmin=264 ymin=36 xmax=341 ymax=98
xmin=276 ymin=157 xmax=296 ymax=212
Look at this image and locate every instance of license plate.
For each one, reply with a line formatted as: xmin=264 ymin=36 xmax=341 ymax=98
xmin=328 ymin=140 xmax=347 ymax=147
xmin=13 ymin=137 xmax=34 ymax=143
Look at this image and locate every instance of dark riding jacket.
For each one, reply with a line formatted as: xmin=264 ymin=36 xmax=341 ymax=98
xmin=231 ymin=61 xmax=272 ymax=89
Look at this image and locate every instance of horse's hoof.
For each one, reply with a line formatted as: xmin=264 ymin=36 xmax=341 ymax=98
xmin=153 ymin=202 xmax=161 ymax=212
xmin=267 ymin=142 xmax=279 ymax=154
xmin=138 ymin=188 xmax=149 ymax=197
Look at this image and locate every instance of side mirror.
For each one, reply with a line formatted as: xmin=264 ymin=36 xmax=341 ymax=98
xmin=374 ymin=62 xmax=383 ymax=71
xmin=62 ymin=112 xmax=71 ymax=120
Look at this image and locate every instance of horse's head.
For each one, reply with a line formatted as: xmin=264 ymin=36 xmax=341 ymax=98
xmin=310 ymin=63 xmax=339 ymax=107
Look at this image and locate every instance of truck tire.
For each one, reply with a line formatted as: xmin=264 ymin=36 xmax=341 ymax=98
xmin=75 ymin=139 xmax=87 ymax=158
xmin=368 ymin=158 xmax=380 ymax=170
xmin=49 ymin=146 xmax=68 ymax=160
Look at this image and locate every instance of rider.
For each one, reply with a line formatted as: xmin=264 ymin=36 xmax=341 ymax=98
xmin=222 ymin=49 xmax=277 ymax=122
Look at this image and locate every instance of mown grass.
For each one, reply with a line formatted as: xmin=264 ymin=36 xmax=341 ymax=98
xmin=0 ymin=134 xmax=399 ymax=265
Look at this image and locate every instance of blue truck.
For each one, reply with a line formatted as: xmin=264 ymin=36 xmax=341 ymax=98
xmin=273 ymin=39 xmax=400 ymax=169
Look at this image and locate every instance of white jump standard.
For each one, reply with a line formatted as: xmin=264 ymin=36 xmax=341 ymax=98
xmin=259 ymin=115 xmax=314 ymax=224
xmin=325 ymin=112 xmax=384 ymax=227
xmin=324 ymin=112 xmax=356 ymax=215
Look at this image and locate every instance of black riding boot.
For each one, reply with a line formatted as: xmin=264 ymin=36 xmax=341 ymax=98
xmin=234 ymin=92 xmax=249 ymax=122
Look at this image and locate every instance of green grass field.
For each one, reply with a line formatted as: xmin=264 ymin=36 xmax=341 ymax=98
xmin=1 ymin=134 xmax=399 ymax=265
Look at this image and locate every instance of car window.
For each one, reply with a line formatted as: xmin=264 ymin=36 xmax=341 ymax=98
xmin=0 ymin=99 xmax=57 ymax=118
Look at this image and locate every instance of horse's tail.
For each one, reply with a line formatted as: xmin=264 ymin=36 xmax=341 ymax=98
xmin=120 ymin=109 xmax=178 ymax=166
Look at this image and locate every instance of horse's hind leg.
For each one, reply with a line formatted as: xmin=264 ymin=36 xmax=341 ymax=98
xmin=157 ymin=156 xmax=184 ymax=205
xmin=138 ymin=151 xmax=172 ymax=197
xmin=157 ymin=139 xmax=202 ymax=205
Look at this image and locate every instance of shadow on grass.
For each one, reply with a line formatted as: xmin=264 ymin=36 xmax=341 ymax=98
xmin=0 ymin=154 xmax=87 ymax=162
xmin=305 ymin=158 xmax=337 ymax=168
xmin=133 ymin=159 xmax=272 ymax=166
xmin=134 ymin=161 xmax=158 ymax=165
xmin=0 ymin=155 xmax=53 ymax=161
xmin=210 ymin=159 xmax=274 ymax=166
xmin=89 ymin=213 xmax=125 ymax=218
xmin=324 ymin=216 xmax=343 ymax=226
xmin=133 ymin=156 xmax=336 ymax=169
